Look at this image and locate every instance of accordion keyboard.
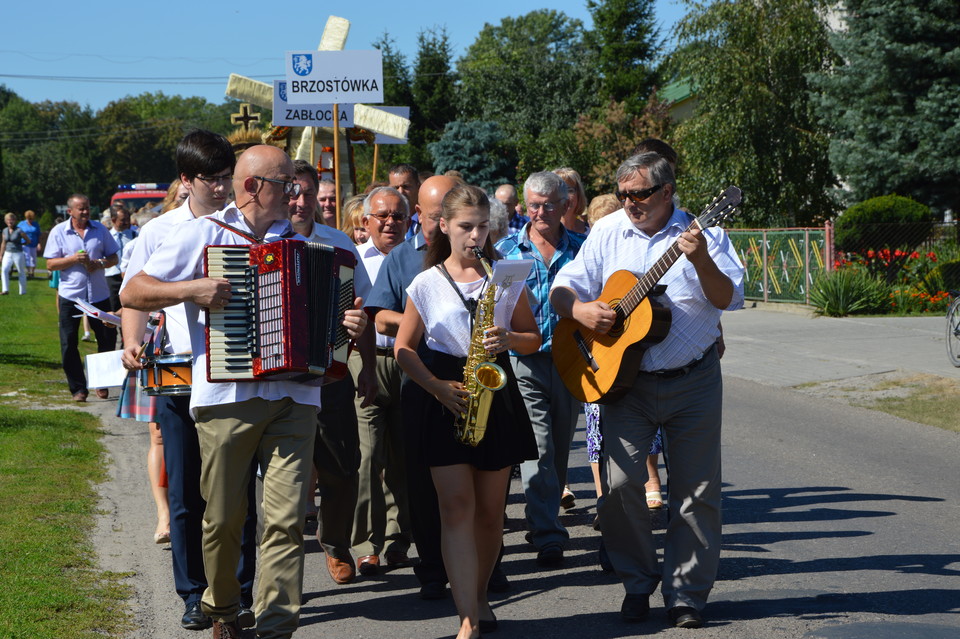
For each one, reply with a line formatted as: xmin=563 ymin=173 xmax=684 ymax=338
xmin=206 ymin=246 xmax=257 ymax=380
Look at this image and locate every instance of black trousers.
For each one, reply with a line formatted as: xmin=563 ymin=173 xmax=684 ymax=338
xmin=57 ymin=296 xmax=116 ymax=394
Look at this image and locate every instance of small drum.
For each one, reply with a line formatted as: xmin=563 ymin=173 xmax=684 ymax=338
xmin=139 ymin=353 xmax=193 ymax=396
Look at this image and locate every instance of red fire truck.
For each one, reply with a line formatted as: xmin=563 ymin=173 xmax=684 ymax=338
xmin=110 ymin=183 xmax=170 ymax=212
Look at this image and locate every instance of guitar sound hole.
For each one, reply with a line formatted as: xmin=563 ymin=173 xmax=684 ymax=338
xmin=609 ymin=306 xmax=627 ymax=337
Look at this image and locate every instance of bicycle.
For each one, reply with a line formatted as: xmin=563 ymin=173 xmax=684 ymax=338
xmin=946 ymin=290 xmax=960 ymax=366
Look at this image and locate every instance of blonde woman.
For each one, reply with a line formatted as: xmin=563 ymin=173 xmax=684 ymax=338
xmin=1 ymin=212 xmax=27 ymax=295
xmin=553 ymin=167 xmax=589 ymax=235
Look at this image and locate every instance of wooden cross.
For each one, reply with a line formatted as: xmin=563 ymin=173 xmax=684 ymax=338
xmin=230 ymin=103 xmax=261 ymax=131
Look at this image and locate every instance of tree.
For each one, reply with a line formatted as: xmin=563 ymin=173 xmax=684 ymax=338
xmin=95 ymin=92 xmax=232 ymax=201
xmin=0 ymin=94 xmax=101 ymax=212
xmin=668 ymin=0 xmax=838 ymax=226
xmin=410 ymin=27 xmax=457 ymax=171
xmin=428 ymin=121 xmax=516 ymax=192
xmin=586 ymin=0 xmax=662 ymax=114
xmin=573 ymin=96 xmax=672 ymax=196
xmin=456 ymin=10 xmax=601 ymax=142
xmin=811 ymin=0 xmax=960 ymax=216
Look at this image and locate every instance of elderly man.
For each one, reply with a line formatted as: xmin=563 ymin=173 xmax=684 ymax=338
xmin=495 ymin=172 xmax=585 ymax=566
xmin=44 ymin=194 xmax=120 ymax=401
xmin=550 ymin=152 xmax=744 ymax=629
xmin=289 ymin=159 xmax=377 ymax=586
xmin=316 ymin=179 xmax=338 ymax=227
xmin=351 ymin=186 xmax=413 ymax=576
xmin=495 ymin=183 xmax=529 ymax=234
xmin=123 ymin=145 xmax=368 ymax=639
xmin=120 ymin=129 xmax=259 ymax=632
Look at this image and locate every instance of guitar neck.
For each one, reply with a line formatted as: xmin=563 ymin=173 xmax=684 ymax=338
xmin=618 ymin=219 xmax=700 ymax=315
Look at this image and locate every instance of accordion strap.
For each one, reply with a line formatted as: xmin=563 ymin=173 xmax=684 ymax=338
xmin=206 ymin=217 xmax=297 ymax=244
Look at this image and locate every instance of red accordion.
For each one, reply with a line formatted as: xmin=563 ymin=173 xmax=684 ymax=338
xmin=204 ymin=239 xmax=355 ymax=383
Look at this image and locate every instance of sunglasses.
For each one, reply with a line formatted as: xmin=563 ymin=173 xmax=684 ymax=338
xmin=253 ymin=175 xmax=302 ymax=197
xmin=615 ymin=184 xmax=663 ymax=205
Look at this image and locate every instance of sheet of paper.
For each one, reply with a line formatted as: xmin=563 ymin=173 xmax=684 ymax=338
xmin=492 ymin=259 xmax=533 ymax=288
xmin=85 ymin=350 xmax=127 ymax=389
xmin=74 ymin=300 xmax=121 ymax=327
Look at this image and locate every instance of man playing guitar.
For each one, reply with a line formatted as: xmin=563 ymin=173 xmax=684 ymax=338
xmin=550 ymin=152 xmax=744 ymax=630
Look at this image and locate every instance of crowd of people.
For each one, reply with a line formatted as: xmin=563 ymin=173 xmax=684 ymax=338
xmin=32 ymin=128 xmax=743 ymax=639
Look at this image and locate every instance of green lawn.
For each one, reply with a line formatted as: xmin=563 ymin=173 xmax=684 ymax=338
xmin=0 ymin=266 xmax=132 ymax=638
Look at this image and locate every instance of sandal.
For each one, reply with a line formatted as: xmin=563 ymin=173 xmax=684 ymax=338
xmin=645 ymin=490 xmax=663 ymax=510
xmin=154 ymin=531 xmax=171 ymax=544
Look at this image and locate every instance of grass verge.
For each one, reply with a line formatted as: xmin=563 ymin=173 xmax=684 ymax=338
xmin=796 ymin=372 xmax=960 ymax=433
xmin=0 ymin=267 xmax=132 ymax=637
xmin=858 ymin=374 xmax=960 ymax=433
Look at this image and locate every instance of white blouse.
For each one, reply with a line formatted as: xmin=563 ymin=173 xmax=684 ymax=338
xmin=406 ymin=264 xmax=525 ymax=358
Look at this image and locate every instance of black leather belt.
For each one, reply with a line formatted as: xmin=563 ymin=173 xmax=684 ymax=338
xmin=642 ymin=344 xmax=715 ymax=379
xmin=376 ymin=346 xmax=394 ymax=357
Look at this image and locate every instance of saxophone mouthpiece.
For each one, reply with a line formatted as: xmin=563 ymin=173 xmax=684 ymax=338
xmin=472 ymin=247 xmax=485 ymax=261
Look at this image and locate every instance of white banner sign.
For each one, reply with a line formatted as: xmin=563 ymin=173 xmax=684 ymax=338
xmin=272 ymin=81 xmax=355 ymax=126
xmin=350 ymin=106 xmax=410 ymax=145
xmin=284 ymin=50 xmax=383 ymax=104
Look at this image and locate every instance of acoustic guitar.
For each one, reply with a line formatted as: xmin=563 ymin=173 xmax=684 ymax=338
xmin=553 ymin=186 xmax=742 ymax=404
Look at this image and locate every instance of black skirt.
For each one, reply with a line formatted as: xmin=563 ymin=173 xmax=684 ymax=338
xmin=411 ymin=348 xmax=537 ymax=471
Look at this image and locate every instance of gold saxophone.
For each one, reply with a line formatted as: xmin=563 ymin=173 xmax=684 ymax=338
xmin=455 ymin=248 xmax=507 ymax=447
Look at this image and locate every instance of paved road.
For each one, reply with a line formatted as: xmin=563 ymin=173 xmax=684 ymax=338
xmin=91 ymin=306 xmax=960 ymax=638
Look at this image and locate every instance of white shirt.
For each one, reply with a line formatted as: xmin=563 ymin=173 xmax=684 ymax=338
xmin=121 ymin=200 xmax=200 ymax=355
xmin=552 ymin=207 xmax=744 ymax=371
xmin=302 ymin=220 xmax=373 ymax=304
xmin=105 ymin=227 xmax=137 ymax=276
xmin=357 ymin=237 xmax=394 ymax=349
xmin=406 ymin=265 xmax=525 ymax=358
xmin=141 ymin=203 xmax=322 ymax=417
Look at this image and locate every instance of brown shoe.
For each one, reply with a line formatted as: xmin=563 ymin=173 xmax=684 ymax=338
xmin=95 ymin=388 xmax=109 ymax=399
xmin=357 ymin=554 xmax=379 ymax=576
xmin=72 ymin=391 xmax=88 ymax=402
xmin=385 ymin=550 xmax=412 ymax=567
xmin=211 ymin=619 xmax=241 ymax=639
xmin=326 ymin=554 xmax=356 ymax=584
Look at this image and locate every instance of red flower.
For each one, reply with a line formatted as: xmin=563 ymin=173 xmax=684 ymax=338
xmin=867 ymin=250 xmax=876 ymax=258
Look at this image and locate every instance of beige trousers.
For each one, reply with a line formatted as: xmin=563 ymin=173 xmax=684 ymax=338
xmin=196 ymin=397 xmax=316 ymax=639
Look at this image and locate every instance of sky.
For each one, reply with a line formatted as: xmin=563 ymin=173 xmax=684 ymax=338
xmin=0 ymin=0 xmax=686 ymax=112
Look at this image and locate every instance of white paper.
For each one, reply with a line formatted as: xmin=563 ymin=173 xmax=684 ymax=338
xmin=85 ymin=350 xmax=127 ymax=389
xmin=74 ymin=300 xmax=121 ymax=327
xmin=492 ymin=259 xmax=533 ymax=288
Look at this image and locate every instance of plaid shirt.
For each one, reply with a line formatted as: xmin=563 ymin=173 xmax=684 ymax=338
xmin=507 ymin=212 xmax=530 ymax=233
xmin=496 ymin=223 xmax=586 ymax=354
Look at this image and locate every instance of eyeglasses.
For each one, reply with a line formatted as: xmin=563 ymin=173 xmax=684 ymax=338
xmin=195 ymin=174 xmax=233 ymax=185
xmin=616 ymin=184 xmax=663 ymax=205
xmin=253 ymin=175 xmax=302 ymax=197
xmin=366 ymin=211 xmax=407 ymax=223
xmin=526 ymin=201 xmax=558 ymax=213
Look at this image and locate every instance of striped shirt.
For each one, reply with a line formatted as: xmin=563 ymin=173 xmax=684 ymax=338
xmin=552 ymin=207 xmax=744 ymax=371
xmin=496 ymin=223 xmax=586 ymax=353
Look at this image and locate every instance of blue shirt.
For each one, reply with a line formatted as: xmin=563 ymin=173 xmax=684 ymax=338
xmin=496 ymin=223 xmax=586 ymax=354
xmin=508 ymin=212 xmax=530 ymax=233
xmin=17 ymin=220 xmax=41 ymax=247
xmin=366 ymin=231 xmax=428 ymax=313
